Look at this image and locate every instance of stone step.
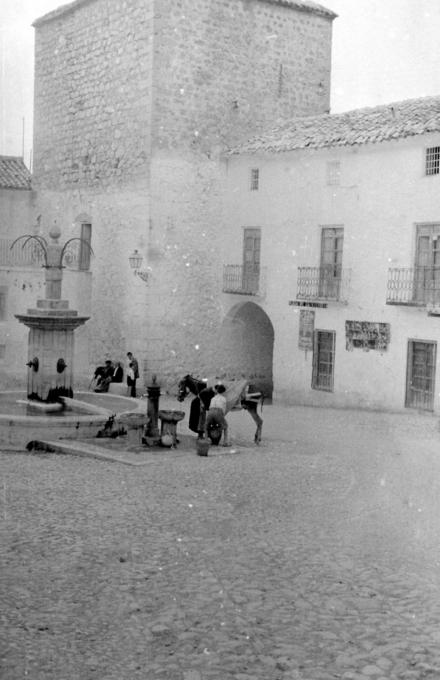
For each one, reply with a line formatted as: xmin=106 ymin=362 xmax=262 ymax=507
xmin=25 ymin=439 xmax=150 ymax=466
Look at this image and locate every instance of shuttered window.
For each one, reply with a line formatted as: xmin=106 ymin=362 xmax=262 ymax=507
xmin=312 ymin=330 xmax=335 ymax=392
xmin=0 ymin=288 xmax=7 ymax=321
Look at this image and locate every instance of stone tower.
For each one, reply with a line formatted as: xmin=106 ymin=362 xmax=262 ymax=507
xmin=32 ymin=0 xmax=336 ymax=386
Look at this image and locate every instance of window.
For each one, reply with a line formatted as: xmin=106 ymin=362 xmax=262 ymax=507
xmin=319 ymin=226 xmax=344 ymax=298
xmin=312 ymin=330 xmax=335 ymax=391
xmin=78 ymin=223 xmax=92 ymax=270
xmin=250 ymin=168 xmax=259 ymax=191
xmin=0 ymin=287 xmax=7 ymax=321
xmin=326 ymin=161 xmax=341 ymax=185
xmin=425 ymin=147 xmax=440 ymax=175
xmin=414 ymin=223 xmax=440 ymax=304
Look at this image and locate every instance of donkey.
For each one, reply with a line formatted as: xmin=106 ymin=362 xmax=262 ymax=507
xmin=177 ymin=374 xmax=263 ymax=444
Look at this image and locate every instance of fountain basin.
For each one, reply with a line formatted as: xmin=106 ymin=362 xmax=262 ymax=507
xmin=0 ymin=391 xmax=148 ymax=451
xmin=158 ymin=410 xmax=185 ymax=447
xmin=158 ymin=410 xmax=185 ymax=423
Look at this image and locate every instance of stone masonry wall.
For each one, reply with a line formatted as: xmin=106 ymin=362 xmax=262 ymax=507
xmin=33 ymin=0 xmax=153 ymax=192
xmin=152 ymin=0 xmax=333 ymax=152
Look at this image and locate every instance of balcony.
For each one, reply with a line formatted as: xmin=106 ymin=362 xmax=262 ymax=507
xmin=223 ymin=265 xmax=266 ymax=297
xmin=296 ymin=266 xmax=351 ymax=304
xmin=386 ymin=267 xmax=440 ymax=306
xmin=0 ymin=238 xmax=90 ymax=271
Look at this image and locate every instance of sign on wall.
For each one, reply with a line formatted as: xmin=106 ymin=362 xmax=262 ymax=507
xmin=345 ymin=320 xmax=391 ymax=352
xmin=298 ymin=310 xmax=315 ymax=351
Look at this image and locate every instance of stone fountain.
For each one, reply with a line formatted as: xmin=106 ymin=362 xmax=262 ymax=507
xmin=0 ymin=225 xmax=147 ymax=451
xmin=15 ymin=224 xmax=89 ymax=407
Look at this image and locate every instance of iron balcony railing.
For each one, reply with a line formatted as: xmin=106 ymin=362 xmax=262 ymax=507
xmin=387 ymin=267 xmax=440 ymax=306
xmin=296 ymin=266 xmax=351 ymax=303
xmin=223 ymin=265 xmax=266 ymax=296
xmin=0 ymin=238 xmax=89 ymax=270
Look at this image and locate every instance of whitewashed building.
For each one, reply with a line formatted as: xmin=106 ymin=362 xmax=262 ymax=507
xmin=0 ymin=156 xmax=37 ymax=383
xmin=0 ymin=155 xmax=93 ymax=387
xmin=223 ymin=96 xmax=440 ymax=413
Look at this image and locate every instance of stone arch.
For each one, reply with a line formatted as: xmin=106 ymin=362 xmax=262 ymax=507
xmin=219 ymin=301 xmax=274 ymax=398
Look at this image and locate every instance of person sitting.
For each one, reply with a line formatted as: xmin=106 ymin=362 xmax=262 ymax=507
xmin=205 ymin=383 xmax=230 ymax=447
xmin=94 ymin=360 xmax=114 ymax=392
xmin=93 ymin=364 xmax=106 ymax=384
xmin=111 ymin=361 xmax=123 ymax=383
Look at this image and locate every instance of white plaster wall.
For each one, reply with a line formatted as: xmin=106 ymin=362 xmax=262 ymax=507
xmin=34 ymin=188 xmax=150 ymax=387
xmin=224 ymin=133 xmax=440 ymax=413
xmin=0 ymin=187 xmax=37 ymax=386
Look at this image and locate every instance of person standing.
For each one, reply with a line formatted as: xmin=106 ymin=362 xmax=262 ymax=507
xmin=126 ymin=351 xmax=139 ymax=397
xmin=205 ymin=383 xmax=230 ymax=446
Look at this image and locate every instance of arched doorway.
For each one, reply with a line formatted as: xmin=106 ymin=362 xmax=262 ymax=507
xmin=219 ymin=301 xmax=274 ymax=399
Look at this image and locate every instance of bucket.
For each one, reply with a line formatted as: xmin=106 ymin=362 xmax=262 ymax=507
xmin=196 ymin=439 xmax=210 ymax=456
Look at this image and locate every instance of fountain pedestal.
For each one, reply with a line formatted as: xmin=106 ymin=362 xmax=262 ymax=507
xmin=16 ymin=299 xmax=89 ymax=402
xmin=142 ymin=376 xmax=161 ymax=446
xmin=14 ymin=225 xmax=89 ymax=404
xmin=158 ymin=410 xmax=185 ymax=447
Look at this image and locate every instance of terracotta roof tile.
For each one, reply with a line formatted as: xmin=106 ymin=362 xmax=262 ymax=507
xmin=229 ymin=95 xmax=440 ymax=155
xmin=0 ymin=156 xmax=32 ymax=190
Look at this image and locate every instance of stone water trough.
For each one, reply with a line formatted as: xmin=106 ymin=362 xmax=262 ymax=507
xmin=0 ymin=391 xmax=147 ymax=452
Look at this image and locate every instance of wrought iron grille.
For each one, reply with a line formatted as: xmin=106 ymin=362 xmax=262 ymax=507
xmin=296 ymin=266 xmax=351 ymax=303
xmin=0 ymin=238 xmax=45 ymax=267
xmin=426 ymin=146 xmax=440 ymax=176
xmin=1 ymin=238 xmax=85 ymax=270
xmin=223 ymin=265 xmax=266 ymax=296
xmin=386 ymin=267 xmax=440 ymax=305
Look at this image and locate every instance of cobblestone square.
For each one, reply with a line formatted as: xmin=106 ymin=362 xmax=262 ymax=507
xmin=2 ymin=401 xmax=440 ymax=679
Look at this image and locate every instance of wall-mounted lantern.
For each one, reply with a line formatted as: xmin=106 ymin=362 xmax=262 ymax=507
xmin=128 ymin=249 xmax=150 ymax=284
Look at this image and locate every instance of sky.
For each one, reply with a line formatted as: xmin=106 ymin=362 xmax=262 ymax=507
xmin=1 ymin=0 xmax=440 ymax=165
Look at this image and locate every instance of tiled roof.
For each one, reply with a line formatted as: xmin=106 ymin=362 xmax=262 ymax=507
xmin=0 ymin=156 xmax=32 ymax=190
xmin=228 ymin=95 xmax=440 ymax=155
xmin=33 ymin=0 xmax=336 ymax=27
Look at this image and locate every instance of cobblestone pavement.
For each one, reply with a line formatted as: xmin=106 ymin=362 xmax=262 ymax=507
xmin=2 ymin=400 xmax=440 ymax=679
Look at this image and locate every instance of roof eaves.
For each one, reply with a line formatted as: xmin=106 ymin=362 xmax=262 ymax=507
xmin=33 ymin=0 xmax=98 ymax=27
xmin=228 ymin=95 xmax=440 ymax=156
xmin=33 ymin=0 xmax=337 ymax=27
xmin=0 ymin=155 xmax=32 ymax=190
xmin=261 ymin=0 xmax=337 ymax=19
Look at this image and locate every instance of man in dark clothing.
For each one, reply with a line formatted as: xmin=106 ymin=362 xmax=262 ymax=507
xmin=111 ymin=361 xmax=124 ymax=383
xmin=196 ymin=384 xmax=216 ymax=438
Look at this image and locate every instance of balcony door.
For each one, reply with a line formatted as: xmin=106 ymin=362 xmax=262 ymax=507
xmin=242 ymin=228 xmax=261 ymax=294
xmin=319 ymin=227 xmax=343 ymax=299
xmin=414 ymin=224 xmax=440 ymax=304
xmin=79 ymin=223 xmax=92 ymax=270
xmin=406 ymin=340 xmax=436 ymax=410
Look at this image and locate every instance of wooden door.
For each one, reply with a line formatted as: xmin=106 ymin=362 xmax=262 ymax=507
xmin=406 ymin=340 xmax=436 ymax=410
